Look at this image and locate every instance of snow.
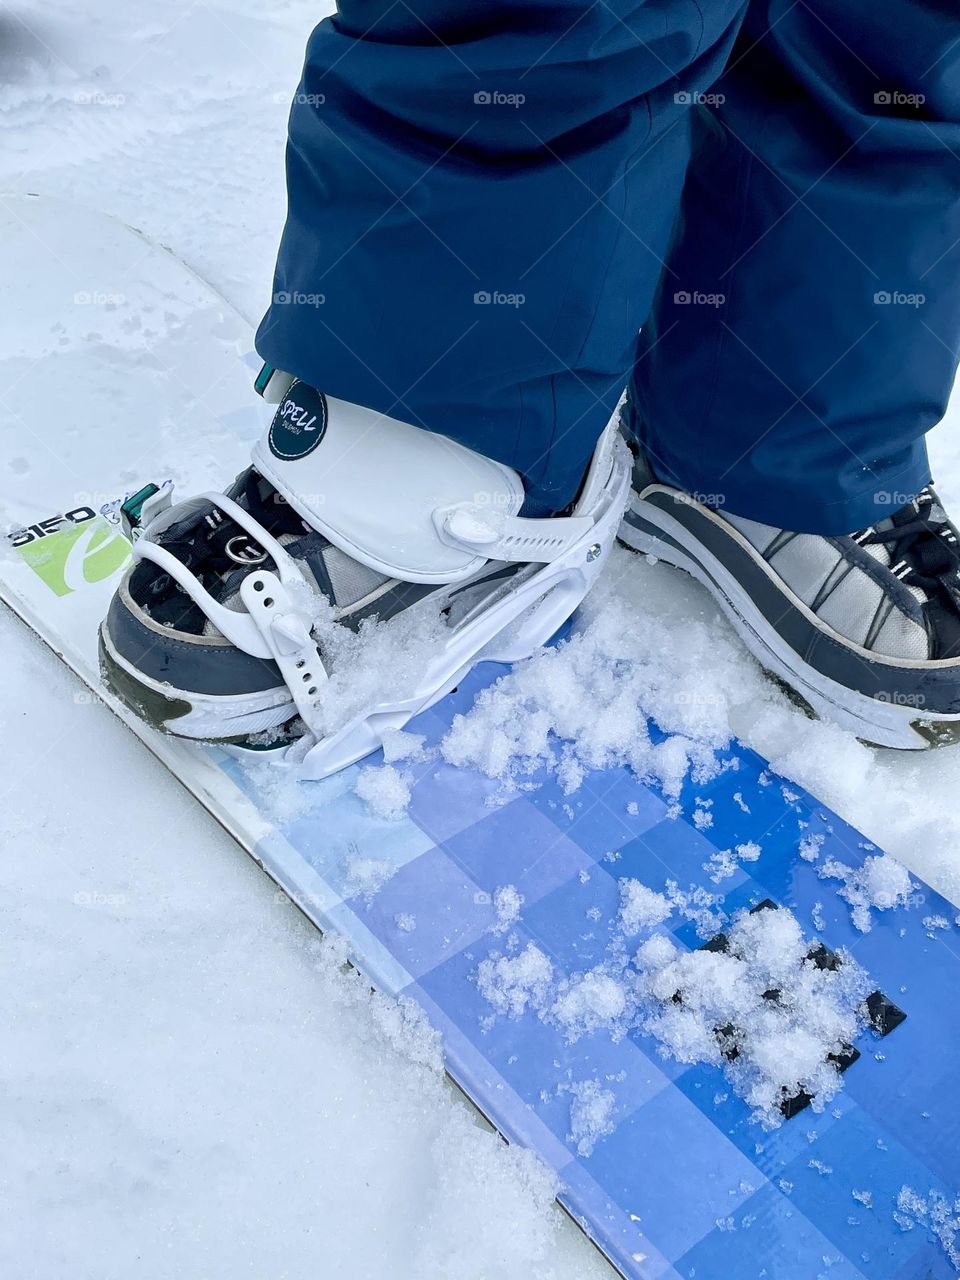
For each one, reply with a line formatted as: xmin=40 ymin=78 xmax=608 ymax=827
xmin=799 ymin=833 xmax=826 ymax=863
xmin=618 ymin=878 xmax=673 ymax=933
xmin=633 ymin=905 xmax=874 ymax=1125
xmin=896 ymin=1187 xmax=960 ymax=1271
xmin=441 ymin=598 xmax=727 ymax=802
xmin=552 ymin=969 xmax=630 ymax=1039
xmin=476 ymin=944 xmax=555 ymax=1019
xmin=343 ymin=853 xmax=398 ymax=901
xmin=705 ymin=839 xmax=763 ymax=884
xmin=445 ymin=546 xmax=960 ymax=911
xmin=490 ymin=884 xmax=524 ymax=935
xmin=476 ymin=890 xmax=875 ymax=1129
xmin=819 ymin=853 xmax=915 ymax=933
xmin=5 ymin=0 xmax=960 ymax=1272
xmin=381 ymin=727 xmax=430 ymax=764
xmin=354 ymin=762 xmax=412 ymax=822
xmin=311 ymin=603 xmax=449 ymax=740
xmin=352 ymin=723 xmax=438 ymax=822
xmin=923 ymin=914 xmax=950 ymax=933
xmin=564 ymin=1080 xmax=617 ymax=1157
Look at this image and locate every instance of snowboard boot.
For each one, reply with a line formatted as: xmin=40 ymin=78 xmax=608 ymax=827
xmin=619 ymin=432 xmax=960 ymax=749
xmin=99 ymin=373 xmax=630 ymax=778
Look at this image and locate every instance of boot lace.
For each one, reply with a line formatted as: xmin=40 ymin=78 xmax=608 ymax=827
xmin=859 ymin=487 xmax=960 ymax=604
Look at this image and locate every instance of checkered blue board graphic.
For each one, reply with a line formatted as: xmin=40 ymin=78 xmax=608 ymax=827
xmin=216 ymin=661 xmax=960 ymax=1280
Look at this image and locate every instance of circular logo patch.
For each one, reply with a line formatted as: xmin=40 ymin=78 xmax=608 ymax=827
xmin=268 ymin=382 xmax=329 ymax=461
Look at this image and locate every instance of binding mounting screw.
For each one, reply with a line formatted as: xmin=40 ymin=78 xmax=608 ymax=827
xmin=586 ymin=543 xmax=602 ymax=562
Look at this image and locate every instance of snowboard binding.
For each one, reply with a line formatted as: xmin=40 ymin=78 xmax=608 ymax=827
xmin=99 ymin=372 xmax=630 ymax=779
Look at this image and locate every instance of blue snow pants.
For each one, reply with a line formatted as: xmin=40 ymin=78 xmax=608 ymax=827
xmin=255 ymin=1 xmax=960 ymax=532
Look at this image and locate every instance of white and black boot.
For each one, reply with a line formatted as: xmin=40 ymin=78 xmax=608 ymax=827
xmin=100 ymin=375 xmax=630 ymax=778
xmin=620 ymin=436 xmax=960 ymax=749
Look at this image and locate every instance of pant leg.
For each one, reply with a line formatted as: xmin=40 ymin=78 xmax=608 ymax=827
xmin=630 ymin=0 xmax=960 ymax=534
xmin=256 ymin=0 xmax=745 ymax=515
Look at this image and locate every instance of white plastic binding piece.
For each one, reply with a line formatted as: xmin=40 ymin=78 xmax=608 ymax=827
xmin=239 ymin=570 xmax=328 ymax=735
xmin=130 ymin=491 xmax=312 ymax=661
xmin=435 ymin=504 xmax=594 ymax=563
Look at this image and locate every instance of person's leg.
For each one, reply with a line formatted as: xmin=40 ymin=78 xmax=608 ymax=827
xmin=106 ymin=0 xmax=759 ymax=757
xmin=621 ymin=0 xmax=960 ymax=748
xmin=256 ymin=0 xmax=745 ymax=515
xmin=630 ymin=0 xmax=960 ymax=535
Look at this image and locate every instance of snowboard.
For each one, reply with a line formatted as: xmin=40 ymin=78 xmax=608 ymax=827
xmin=2 ymin=193 xmax=959 ymax=1280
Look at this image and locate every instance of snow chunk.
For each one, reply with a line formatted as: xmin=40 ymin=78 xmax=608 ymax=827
xmin=799 ymin=833 xmax=825 ymax=863
xmin=355 ymin=764 xmax=412 ymax=821
xmin=552 ymin=969 xmax=628 ymax=1040
xmin=636 ymin=906 xmax=872 ymax=1127
xmin=896 ymin=1186 xmax=960 ymax=1271
xmin=474 ymin=889 xmax=878 ymax=1131
xmin=344 ymin=856 xmax=397 ymax=901
xmin=490 ymin=884 xmax=524 ymax=935
xmin=705 ymin=841 xmax=762 ymax=884
xmin=819 ymin=854 xmax=913 ymax=932
xmin=380 ymin=728 xmax=429 ymax=764
xmin=440 ymin=602 xmax=728 ymax=802
xmin=618 ymin=879 xmax=672 ymax=934
xmin=310 ymin=599 xmax=449 ymax=740
xmin=476 ymin=944 xmax=554 ymax=1018
xmin=635 ymin=933 xmax=678 ymax=972
xmin=922 ymin=914 xmax=949 ymax=933
xmin=664 ymin=880 xmax=726 ymax=939
xmin=565 ymin=1080 xmax=616 ymax=1156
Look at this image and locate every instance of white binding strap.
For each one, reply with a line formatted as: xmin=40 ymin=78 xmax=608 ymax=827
xmin=131 ymin=491 xmax=311 ymax=660
xmin=434 ymin=416 xmax=624 ymax=563
xmin=239 ymin=570 xmax=328 ymax=734
xmin=196 ymin=492 xmax=305 ymax=586
xmin=130 ymin=539 xmax=274 ymax=658
xmin=435 ymin=504 xmax=594 ymax=563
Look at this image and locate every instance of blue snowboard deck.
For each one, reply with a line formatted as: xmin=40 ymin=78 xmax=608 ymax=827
xmin=219 ymin=662 xmax=960 ymax=1280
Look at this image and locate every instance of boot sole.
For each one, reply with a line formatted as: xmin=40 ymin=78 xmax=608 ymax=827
xmin=98 ymin=625 xmax=295 ymax=743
